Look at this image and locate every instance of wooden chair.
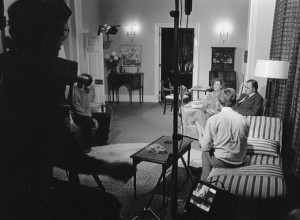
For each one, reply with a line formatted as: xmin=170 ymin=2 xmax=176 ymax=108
xmin=161 ymin=79 xmax=174 ymax=114
xmin=161 ymin=79 xmax=190 ymax=114
xmin=263 ymin=98 xmax=268 ymax=116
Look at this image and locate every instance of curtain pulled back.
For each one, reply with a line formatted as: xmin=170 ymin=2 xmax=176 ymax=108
xmin=268 ymin=0 xmax=300 ymax=179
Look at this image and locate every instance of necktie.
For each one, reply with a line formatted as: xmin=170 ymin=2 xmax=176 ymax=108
xmin=239 ymin=95 xmax=249 ymax=104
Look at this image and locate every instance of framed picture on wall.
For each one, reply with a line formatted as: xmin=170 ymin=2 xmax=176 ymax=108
xmin=120 ymin=45 xmax=142 ymax=73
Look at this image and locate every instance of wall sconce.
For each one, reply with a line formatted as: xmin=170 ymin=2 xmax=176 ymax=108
xmin=218 ymin=26 xmax=229 ymax=43
xmin=126 ymin=24 xmax=136 ymax=42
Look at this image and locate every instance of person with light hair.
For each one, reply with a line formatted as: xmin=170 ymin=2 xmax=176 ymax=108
xmin=200 ymin=88 xmax=249 ymax=180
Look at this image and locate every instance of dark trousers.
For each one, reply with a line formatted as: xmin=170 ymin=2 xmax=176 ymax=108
xmin=201 ymin=151 xmax=243 ymax=180
xmin=73 ymin=114 xmax=94 ymax=149
xmin=92 ymin=112 xmax=111 ymax=145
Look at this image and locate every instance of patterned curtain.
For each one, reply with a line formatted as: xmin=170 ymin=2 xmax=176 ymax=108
xmin=267 ymin=0 xmax=300 ymax=179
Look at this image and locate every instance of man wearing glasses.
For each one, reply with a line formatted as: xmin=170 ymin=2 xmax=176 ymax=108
xmin=0 ymin=0 xmax=133 ymax=219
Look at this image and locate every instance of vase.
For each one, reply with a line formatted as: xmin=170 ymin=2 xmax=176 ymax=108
xmin=110 ymin=66 xmax=117 ymax=74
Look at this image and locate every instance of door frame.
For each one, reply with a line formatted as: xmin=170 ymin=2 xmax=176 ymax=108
xmin=154 ymin=23 xmax=200 ymax=102
xmin=66 ymin=0 xmax=85 ymax=74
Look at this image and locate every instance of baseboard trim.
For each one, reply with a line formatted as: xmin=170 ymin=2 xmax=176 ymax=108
xmin=105 ymin=94 xmax=158 ymax=103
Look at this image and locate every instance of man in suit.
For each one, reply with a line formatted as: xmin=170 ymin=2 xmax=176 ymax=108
xmin=234 ymin=79 xmax=263 ymax=116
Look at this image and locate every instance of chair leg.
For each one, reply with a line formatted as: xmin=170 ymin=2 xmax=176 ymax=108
xmin=67 ymin=170 xmax=81 ymax=191
xmin=163 ymin=102 xmax=166 ymax=114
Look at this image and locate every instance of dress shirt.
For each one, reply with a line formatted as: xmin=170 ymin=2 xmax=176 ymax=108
xmin=238 ymin=92 xmax=254 ymax=104
xmin=200 ymin=107 xmax=249 ymax=165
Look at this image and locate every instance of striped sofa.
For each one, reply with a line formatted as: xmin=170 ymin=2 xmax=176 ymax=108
xmin=207 ymin=116 xmax=286 ymax=220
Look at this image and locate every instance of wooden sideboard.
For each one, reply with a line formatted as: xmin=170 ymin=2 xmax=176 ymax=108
xmin=107 ymin=73 xmax=144 ymax=104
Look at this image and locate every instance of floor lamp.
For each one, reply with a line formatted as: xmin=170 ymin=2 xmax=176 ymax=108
xmin=254 ymin=59 xmax=289 ymax=116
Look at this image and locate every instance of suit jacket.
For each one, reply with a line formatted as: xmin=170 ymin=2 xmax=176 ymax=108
xmin=234 ymin=92 xmax=263 ymax=116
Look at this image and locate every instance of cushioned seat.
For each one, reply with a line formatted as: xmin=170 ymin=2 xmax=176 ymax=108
xmin=207 ymin=116 xmax=286 ymax=220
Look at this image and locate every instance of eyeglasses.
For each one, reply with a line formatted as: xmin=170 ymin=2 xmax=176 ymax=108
xmin=62 ymin=28 xmax=70 ymax=40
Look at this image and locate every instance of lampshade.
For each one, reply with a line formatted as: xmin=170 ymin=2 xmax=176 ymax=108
xmin=254 ymin=60 xmax=289 ymax=79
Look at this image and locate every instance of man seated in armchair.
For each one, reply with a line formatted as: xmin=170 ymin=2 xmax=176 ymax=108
xmin=233 ymin=79 xmax=263 ymax=116
xmin=72 ymin=73 xmax=99 ymax=153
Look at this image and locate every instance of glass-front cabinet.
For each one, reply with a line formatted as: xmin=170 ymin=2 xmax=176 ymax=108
xmin=209 ymin=47 xmax=236 ymax=90
xmin=211 ymin=47 xmax=235 ymax=71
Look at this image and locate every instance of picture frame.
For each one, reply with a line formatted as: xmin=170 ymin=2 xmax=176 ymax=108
xmin=184 ymin=179 xmax=238 ymax=219
xmin=120 ymin=45 xmax=142 ymax=73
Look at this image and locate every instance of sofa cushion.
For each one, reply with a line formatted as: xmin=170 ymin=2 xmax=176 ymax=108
xmin=247 ymin=137 xmax=280 ymax=157
xmin=246 ymin=116 xmax=283 ymax=152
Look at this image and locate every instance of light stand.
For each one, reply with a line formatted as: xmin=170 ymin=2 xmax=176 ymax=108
xmin=170 ymin=0 xmax=192 ymax=218
xmin=170 ymin=0 xmax=180 ymax=219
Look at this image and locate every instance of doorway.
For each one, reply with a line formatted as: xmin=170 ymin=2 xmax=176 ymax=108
xmin=161 ymin=28 xmax=194 ymax=90
xmin=154 ymin=23 xmax=200 ymax=102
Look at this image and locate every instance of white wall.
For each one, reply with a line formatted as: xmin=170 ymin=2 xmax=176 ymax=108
xmin=245 ymin=0 xmax=276 ymax=98
xmin=3 ymin=0 xmax=275 ymax=102
xmin=82 ymin=0 xmax=250 ymax=102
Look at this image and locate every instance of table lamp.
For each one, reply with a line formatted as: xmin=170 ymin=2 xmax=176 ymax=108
xmin=254 ymin=59 xmax=289 ymax=115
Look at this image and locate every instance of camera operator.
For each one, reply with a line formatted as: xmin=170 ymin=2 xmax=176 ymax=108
xmin=0 ymin=0 xmax=134 ymax=219
xmin=72 ymin=73 xmax=98 ymax=153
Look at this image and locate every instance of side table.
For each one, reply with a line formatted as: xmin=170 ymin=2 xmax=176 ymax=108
xmin=130 ymin=136 xmax=194 ymax=219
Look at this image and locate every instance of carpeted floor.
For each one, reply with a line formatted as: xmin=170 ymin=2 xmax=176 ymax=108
xmin=53 ymin=143 xmax=202 ymax=220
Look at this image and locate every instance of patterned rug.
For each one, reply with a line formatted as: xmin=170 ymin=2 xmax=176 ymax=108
xmin=53 ymin=143 xmax=202 ymax=220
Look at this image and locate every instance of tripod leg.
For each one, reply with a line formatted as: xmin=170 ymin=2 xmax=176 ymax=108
xmin=136 ymin=169 xmax=166 ymax=220
xmin=180 ymin=155 xmax=194 ymax=183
